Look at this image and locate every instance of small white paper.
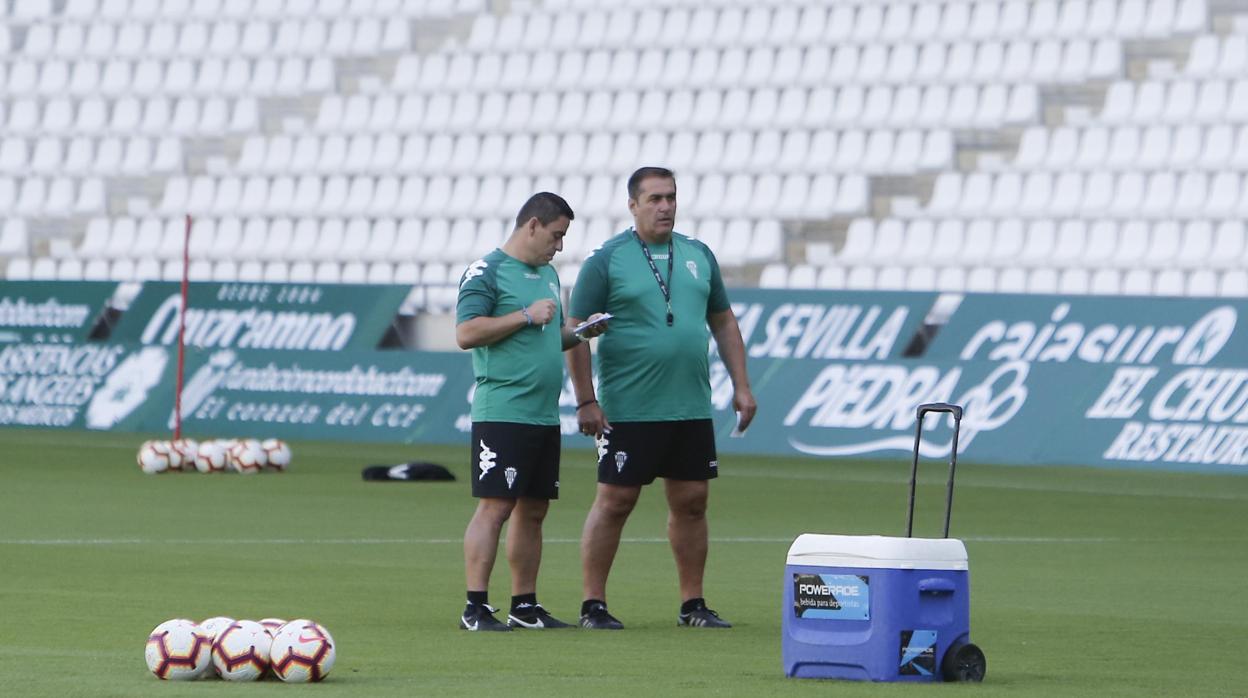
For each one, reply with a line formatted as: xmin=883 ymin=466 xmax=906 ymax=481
xmin=729 ymin=411 xmax=746 ymax=438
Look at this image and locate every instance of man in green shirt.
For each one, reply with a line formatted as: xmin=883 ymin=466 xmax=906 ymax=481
xmin=456 ymin=192 xmax=607 ymax=631
xmin=567 ymin=167 xmax=757 ymax=630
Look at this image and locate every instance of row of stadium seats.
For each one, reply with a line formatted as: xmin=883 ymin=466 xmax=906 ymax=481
xmin=155 ymin=173 xmax=869 ymax=220
xmin=16 ymin=17 xmax=410 ymax=58
xmin=6 ymin=254 xmax=469 ymax=291
xmin=468 ymin=0 xmax=1206 ymax=51
xmin=58 ymin=215 xmax=784 ymax=266
xmin=234 ymin=130 xmax=954 ymax=177
xmin=819 ymin=218 xmax=1248 ymax=269
xmin=759 ymin=263 xmax=1248 ymax=297
xmin=1 ymin=96 xmax=257 ymax=136
xmin=4 ymin=0 xmax=482 ymax=21
xmin=0 ymin=178 xmax=106 ymax=216
xmin=1099 ymin=79 xmax=1248 ymax=124
xmin=0 ymin=136 xmax=182 ymax=176
xmin=395 ymin=38 xmax=1122 ymax=92
xmin=1006 ymin=124 xmax=1248 ymax=172
xmin=922 ymin=170 xmax=1248 ymax=218
xmin=323 ymin=85 xmax=1039 ymax=134
xmin=0 ymin=56 xmax=334 ymax=97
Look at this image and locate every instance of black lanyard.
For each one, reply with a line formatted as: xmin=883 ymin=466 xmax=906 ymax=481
xmin=633 ymin=229 xmax=674 ymax=326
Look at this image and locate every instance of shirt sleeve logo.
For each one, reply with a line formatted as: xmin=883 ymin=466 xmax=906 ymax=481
xmin=461 ymin=259 xmax=489 ymax=287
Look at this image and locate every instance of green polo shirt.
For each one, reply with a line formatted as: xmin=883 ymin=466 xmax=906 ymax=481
xmin=570 ymin=229 xmax=730 ymax=422
xmin=456 ymin=249 xmax=564 ymax=425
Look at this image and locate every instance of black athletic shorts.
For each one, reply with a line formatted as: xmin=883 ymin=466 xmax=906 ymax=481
xmin=594 ymin=419 xmax=718 ymax=486
xmin=470 ymin=422 xmax=561 ymax=499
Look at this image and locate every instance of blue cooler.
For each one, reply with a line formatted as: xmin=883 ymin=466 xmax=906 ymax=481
xmin=782 ymin=534 xmax=970 ymax=681
xmin=782 ymin=403 xmax=986 ymax=683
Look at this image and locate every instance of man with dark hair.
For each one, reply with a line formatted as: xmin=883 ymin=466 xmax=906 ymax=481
xmin=567 ymin=168 xmax=756 ymax=630
xmin=456 ymin=192 xmax=608 ymax=631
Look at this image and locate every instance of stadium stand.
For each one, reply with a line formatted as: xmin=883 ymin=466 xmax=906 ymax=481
xmin=1 ymin=0 xmax=1246 ymax=302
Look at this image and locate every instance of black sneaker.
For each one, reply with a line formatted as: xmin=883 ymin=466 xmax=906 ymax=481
xmin=678 ymin=603 xmax=732 ymax=628
xmin=507 ymin=603 xmax=572 ymax=629
xmin=579 ymin=602 xmax=624 ymax=630
xmin=460 ymin=604 xmax=512 ymax=632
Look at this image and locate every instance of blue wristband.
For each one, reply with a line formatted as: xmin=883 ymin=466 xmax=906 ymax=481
xmin=521 ymin=308 xmax=533 ymax=326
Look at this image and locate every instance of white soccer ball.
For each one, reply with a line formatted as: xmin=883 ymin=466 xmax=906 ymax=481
xmin=258 ymin=618 xmax=287 ymax=636
xmin=193 ymin=441 xmax=229 ymax=473
xmin=162 ymin=441 xmax=185 ymax=471
xmin=170 ymin=439 xmax=198 ymax=471
xmin=198 ymin=616 xmax=236 ymax=644
xmin=261 ymin=439 xmax=292 ymax=472
xmin=211 ymin=620 xmax=272 ymax=682
xmin=145 ymin=619 xmax=211 ymax=681
xmin=137 ymin=441 xmax=170 ymax=475
xmin=228 ymin=439 xmax=266 ymax=474
xmin=269 ymin=619 xmax=336 ymax=683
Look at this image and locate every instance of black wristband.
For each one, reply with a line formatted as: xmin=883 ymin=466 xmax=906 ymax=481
xmin=576 ymin=399 xmax=597 ymax=410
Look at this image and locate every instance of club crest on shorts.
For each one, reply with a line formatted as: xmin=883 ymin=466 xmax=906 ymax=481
xmin=504 ymin=466 xmax=517 ymax=489
xmin=478 ymin=440 xmax=496 ymax=481
xmin=614 ymin=451 xmax=628 ymax=473
xmin=686 ymin=260 xmax=698 ymax=279
xmin=709 ymin=460 xmax=718 ymax=469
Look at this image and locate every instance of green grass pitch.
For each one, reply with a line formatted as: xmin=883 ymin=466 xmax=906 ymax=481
xmin=1 ymin=428 xmax=1244 ymax=696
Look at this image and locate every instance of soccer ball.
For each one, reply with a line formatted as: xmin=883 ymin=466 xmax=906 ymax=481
xmin=145 ymin=619 xmax=210 ymax=681
xmin=228 ymin=439 xmax=266 ymax=474
xmin=258 ymin=618 xmax=287 ymax=636
xmin=163 ymin=441 xmax=185 ymax=471
xmin=198 ymin=616 xmax=235 ymax=644
xmin=261 ymin=439 xmax=292 ymax=471
xmin=137 ymin=441 xmax=171 ymax=474
xmin=269 ymin=619 xmax=336 ymax=683
xmin=170 ymin=439 xmax=198 ymax=471
xmin=193 ymin=441 xmax=229 ymax=473
xmin=211 ymin=620 xmax=272 ymax=682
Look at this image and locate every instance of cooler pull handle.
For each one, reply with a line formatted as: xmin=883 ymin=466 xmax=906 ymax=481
xmin=906 ymin=402 xmax=963 ymax=539
xmin=918 ymin=578 xmax=956 ymax=594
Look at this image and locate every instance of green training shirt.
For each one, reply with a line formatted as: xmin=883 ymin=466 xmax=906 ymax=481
xmin=570 ymin=229 xmax=730 ymax=422
xmin=456 ymin=249 xmax=564 ymax=425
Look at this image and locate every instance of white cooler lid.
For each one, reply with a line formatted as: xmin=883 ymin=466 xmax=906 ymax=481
xmin=786 ymin=534 xmax=968 ymax=570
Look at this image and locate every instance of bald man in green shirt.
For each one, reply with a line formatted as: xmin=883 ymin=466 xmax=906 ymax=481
xmin=567 ymin=167 xmax=757 ymax=630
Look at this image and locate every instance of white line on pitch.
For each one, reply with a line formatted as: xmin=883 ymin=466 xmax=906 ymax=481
xmin=0 ymin=535 xmax=1221 ymax=546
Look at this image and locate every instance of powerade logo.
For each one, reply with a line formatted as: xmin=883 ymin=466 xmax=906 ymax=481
xmin=793 ymin=574 xmax=869 ymax=620
xmin=899 ymin=630 xmax=937 ymax=676
xmin=782 ymin=361 xmax=1029 ymax=458
xmin=959 ymin=304 xmax=1236 ymax=366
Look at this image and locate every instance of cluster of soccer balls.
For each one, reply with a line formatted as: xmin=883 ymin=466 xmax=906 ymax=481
xmin=137 ymin=438 xmax=292 ymax=475
xmin=145 ymin=617 xmax=335 ymax=682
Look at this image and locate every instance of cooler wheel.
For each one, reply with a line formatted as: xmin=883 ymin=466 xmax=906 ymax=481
xmin=941 ymin=642 xmax=986 ymax=682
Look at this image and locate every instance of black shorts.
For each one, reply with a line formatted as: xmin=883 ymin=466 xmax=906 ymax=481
xmin=594 ymin=420 xmax=718 ymax=486
xmin=470 ymin=422 xmax=561 ymax=500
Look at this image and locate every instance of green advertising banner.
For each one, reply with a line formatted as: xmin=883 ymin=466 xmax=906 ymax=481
xmin=0 ymin=281 xmax=117 ymax=344
xmin=706 ymin=356 xmax=1248 ymax=473
xmin=125 ymin=346 xmax=474 ymax=443
xmin=0 ymin=342 xmax=166 ymax=430
xmin=2 ymin=288 xmax=1245 ymax=474
xmin=925 ymin=294 xmax=1248 ymax=367
xmin=109 ymin=282 xmax=412 ymax=351
xmin=727 ymin=289 xmax=939 ymax=361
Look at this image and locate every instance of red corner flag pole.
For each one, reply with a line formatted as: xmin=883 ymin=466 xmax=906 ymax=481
xmin=174 ymin=214 xmax=192 ymax=441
